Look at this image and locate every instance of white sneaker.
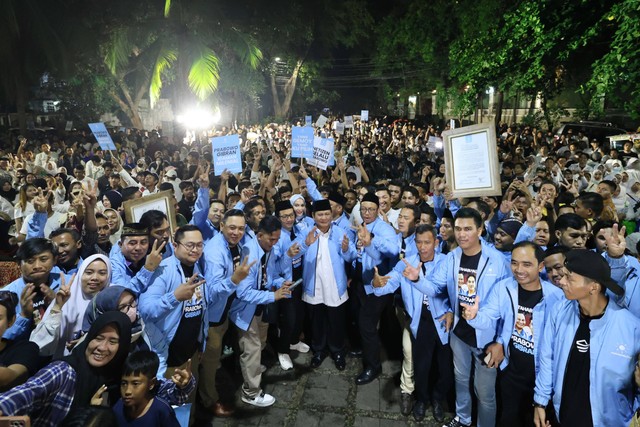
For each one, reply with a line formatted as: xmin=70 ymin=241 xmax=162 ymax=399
xmin=290 ymin=341 xmax=310 ymax=353
xmin=278 ymin=353 xmax=294 ymax=370
xmin=242 ymin=392 xmax=276 ymax=407
xmin=260 ymin=364 xmax=267 ymax=374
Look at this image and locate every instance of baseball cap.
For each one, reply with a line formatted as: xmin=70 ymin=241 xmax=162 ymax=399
xmin=564 ymin=250 xmax=624 ymax=296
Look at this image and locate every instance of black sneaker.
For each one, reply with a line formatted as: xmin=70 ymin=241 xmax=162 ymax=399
xmin=442 ymin=417 xmax=470 ymax=427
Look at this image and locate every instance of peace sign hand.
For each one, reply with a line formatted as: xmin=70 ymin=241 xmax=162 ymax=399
xmin=525 ymin=200 xmax=543 ymax=227
xmin=231 ymin=256 xmax=257 ymax=285
xmin=90 ymin=384 xmax=108 ymax=406
xmin=144 ymin=239 xmax=167 ymax=272
xmin=33 ymin=188 xmax=49 ymax=213
xmin=174 ymin=274 xmax=206 ymax=301
xmin=54 ymin=273 xmax=74 ymax=310
xmin=605 ymin=223 xmax=627 ymax=258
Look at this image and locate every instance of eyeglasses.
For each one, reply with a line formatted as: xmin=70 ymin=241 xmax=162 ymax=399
xmin=361 ymin=207 xmax=378 ymax=213
xmin=279 ymin=213 xmax=295 ymax=220
xmin=177 ymin=241 xmax=204 ymax=251
xmin=117 ymin=299 xmax=138 ymax=313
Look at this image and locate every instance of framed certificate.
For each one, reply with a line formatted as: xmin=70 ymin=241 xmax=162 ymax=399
xmin=442 ymin=122 xmax=501 ymax=198
xmin=122 ymin=190 xmax=177 ymax=232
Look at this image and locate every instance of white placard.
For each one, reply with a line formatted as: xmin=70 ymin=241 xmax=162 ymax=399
xmin=344 ymin=116 xmax=354 ymax=128
xmin=336 ymin=122 xmax=345 ymax=135
xmin=450 ymin=133 xmax=492 ymax=190
xmin=315 ymin=114 xmax=328 ymax=128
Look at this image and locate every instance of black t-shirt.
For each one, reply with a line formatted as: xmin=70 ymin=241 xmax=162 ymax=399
xmin=167 ymin=263 xmax=203 ymax=367
xmin=507 ymin=286 xmax=543 ymax=384
xmin=0 ymin=339 xmax=40 ymax=390
xmin=560 ymin=310 xmax=603 ymax=427
xmin=453 ymin=251 xmax=482 ymax=348
xmin=177 ymin=198 xmax=196 ymax=222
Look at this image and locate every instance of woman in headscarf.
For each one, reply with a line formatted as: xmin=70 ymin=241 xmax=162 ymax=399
xmin=0 ymin=312 xmax=132 ymax=426
xmin=585 ymin=168 xmax=604 ymax=192
xmin=289 ymin=194 xmax=314 ymax=232
xmin=104 ymin=208 xmax=123 ymax=245
xmin=30 ymin=254 xmax=111 ymax=358
xmin=81 ymin=286 xmax=160 ymax=356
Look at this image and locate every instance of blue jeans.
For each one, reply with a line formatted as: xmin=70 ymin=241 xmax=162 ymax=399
xmin=449 ymin=333 xmax=497 ymax=427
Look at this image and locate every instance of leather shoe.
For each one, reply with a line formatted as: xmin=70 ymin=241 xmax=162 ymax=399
xmin=413 ymin=400 xmax=426 ymax=422
xmin=432 ymin=399 xmax=445 ymax=422
xmin=400 ymin=392 xmax=413 ymax=416
xmin=348 ymin=348 xmax=363 ymax=358
xmin=310 ymin=352 xmax=326 ymax=368
xmin=355 ymin=367 xmax=381 ymax=385
xmin=212 ymin=401 xmax=235 ymax=417
xmin=334 ymin=354 xmax=346 ymax=371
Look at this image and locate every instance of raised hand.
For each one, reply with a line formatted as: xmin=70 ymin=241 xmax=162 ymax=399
xmin=144 ymin=239 xmax=167 ymax=272
xmin=231 ymin=256 xmax=257 ymax=285
xmin=287 ymin=242 xmax=301 ymax=258
xmin=90 ymin=384 xmax=108 ymax=406
xmin=341 ymin=234 xmax=350 ymax=253
xmin=305 ymin=226 xmax=319 ymax=246
xmin=500 ymin=190 xmax=515 ymax=215
xmin=401 ymin=258 xmax=422 ymax=281
xmin=605 ymin=223 xmax=627 ymax=258
xmin=297 ymin=165 xmax=309 ymax=180
xmin=20 ymin=284 xmax=36 ymax=318
xmin=32 ymin=188 xmax=49 ymax=213
xmin=53 ymin=273 xmax=74 ymax=310
xmin=525 ymin=201 xmax=543 ymax=227
xmin=174 ymin=274 xmax=206 ymax=301
xmin=172 ymin=359 xmax=192 ymax=388
xmin=356 ymin=224 xmax=372 ymax=247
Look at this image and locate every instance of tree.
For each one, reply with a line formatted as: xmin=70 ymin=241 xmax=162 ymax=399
xmin=101 ymin=0 xmax=262 ymax=127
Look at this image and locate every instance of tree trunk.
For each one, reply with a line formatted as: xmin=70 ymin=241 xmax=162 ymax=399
xmin=495 ymin=90 xmax=504 ymax=125
xmin=512 ymin=92 xmax=518 ymax=124
xmin=271 ymin=59 xmax=303 ymax=119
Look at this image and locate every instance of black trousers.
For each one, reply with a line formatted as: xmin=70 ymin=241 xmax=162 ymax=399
xmin=307 ymin=301 xmax=347 ymax=357
xmin=412 ymin=309 xmax=453 ymax=404
xmin=498 ymin=365 xmax=535 ymax=427
xmin=357 ymin=286 xmax=393 ymax=370
xmin=276 ymin=284 xmax=304 ymax=354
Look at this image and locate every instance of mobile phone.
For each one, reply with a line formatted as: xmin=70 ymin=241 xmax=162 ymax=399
xmin=288 ymin=278 xmax=303 ymax=290
xmin=194 ymin=274 xmax=206 ymax=283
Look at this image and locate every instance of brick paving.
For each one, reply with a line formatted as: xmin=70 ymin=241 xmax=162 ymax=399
xmin=195 ymin=351 xmax=451 ymax=427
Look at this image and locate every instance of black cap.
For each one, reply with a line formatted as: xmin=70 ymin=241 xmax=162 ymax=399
xmin=121 ymin=222 xmax=149 ymax=237
xmin=328 ymin=191 xmax=346 ymax=206
xmin=564 ymin=250 xmax=624 ymax=296
xmin=361 ymin=192 xmax=379 ymax=206
xmin=275 ymin=200 xmax=293 ymax=215
xmin=311 ymin=199 xmax=331 ymax=213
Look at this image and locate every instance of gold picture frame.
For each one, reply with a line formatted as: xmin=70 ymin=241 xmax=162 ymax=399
xmin=442 ymin=122 xmax=502 ymax=198
xmin=122 ymin=190 xmax=177 ymax=232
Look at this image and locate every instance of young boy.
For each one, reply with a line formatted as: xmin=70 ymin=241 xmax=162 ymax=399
xmin=113 ymin=351 xmax=189 ymax=426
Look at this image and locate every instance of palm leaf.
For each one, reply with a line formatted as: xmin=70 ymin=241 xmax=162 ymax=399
xmin=164 ymin=0 xmax=171 ymax=17
xmin=226 ymin=29 xmax=263 ymax=69
xmin=188 ymin=47 xmax=220 ymax=100
xmin=150 ymin=47 xmax=178 ymax=107
xmin=104 ymin=31 xmax=134 ymax=75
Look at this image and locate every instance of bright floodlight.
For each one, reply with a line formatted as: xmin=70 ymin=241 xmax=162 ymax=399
xmin=176 ymin=108 xmax=216 ymax=129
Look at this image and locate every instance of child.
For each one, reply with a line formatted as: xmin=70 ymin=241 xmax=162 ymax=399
xmin=113 ymin=351 xmax=186 ymax=426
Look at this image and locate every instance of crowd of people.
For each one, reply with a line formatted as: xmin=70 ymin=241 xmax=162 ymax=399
xmin=0 ymin=117 xmax=639 ymax=426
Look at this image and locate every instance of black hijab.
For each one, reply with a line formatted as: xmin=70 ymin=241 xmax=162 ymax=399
xmin=0 ymin=178 xmax=16 ymax=203
xmin=61 ymin=311 xmax=132 ymax=408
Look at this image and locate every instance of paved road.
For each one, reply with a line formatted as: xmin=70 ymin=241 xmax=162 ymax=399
xmin=195 ymin=351 xmax=451 ymax=427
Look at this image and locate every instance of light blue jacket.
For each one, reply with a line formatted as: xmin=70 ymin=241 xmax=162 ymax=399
xmin=467 ymin=278 xmax=564 ymax=370
xmin=398 ymin=233 xmax=417 ymax=260
xmin=534 ymin=299 xmax=640 ymax=426
xmin=229 ymin=237 xmax=286 ymax=331
xmin=139 ymin=255 xmax=207 ymax=373
xmin=203 ymin=232 xmax=241 ymax=323
xmin=3 ymin=273 xmax=68 ymax=341
xmin=110 ymin=247 xmax=156 ymax=294
xmin=358 ymin=217 xmax=400 ymax=294
xmin=417 ymin=240 xmax=511 ymax=348
xmin=603 ymin=253 xmax=640 ymax=319
xmin=306 ymin=177 xmax=355 ymax=241
xmin=190 ymin=187 xmax=219 ymax=242
xmin=373 ymin=253 xmax=451 ymax=344
xmin=294 ymin=225 xmax=356 ymax=298
xmin=273 ymin=224 xmax=305 ymax=282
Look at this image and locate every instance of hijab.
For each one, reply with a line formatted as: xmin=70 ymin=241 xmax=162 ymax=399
xmin=44 ymin=254 xmax=112 ymax=358
xmin=82 ymin=286 xmax=142 ymax=336
xmin=61 ymin=311 xmax=132 ymax=408
xmin=0 ymin=178 xmax=17 ymax=203
xmin=104 ymin=208 xmax=123 ymax=245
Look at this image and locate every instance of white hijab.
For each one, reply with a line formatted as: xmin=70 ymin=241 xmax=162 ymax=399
xmin=45 ymin=254 xmax=112 ymax=358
